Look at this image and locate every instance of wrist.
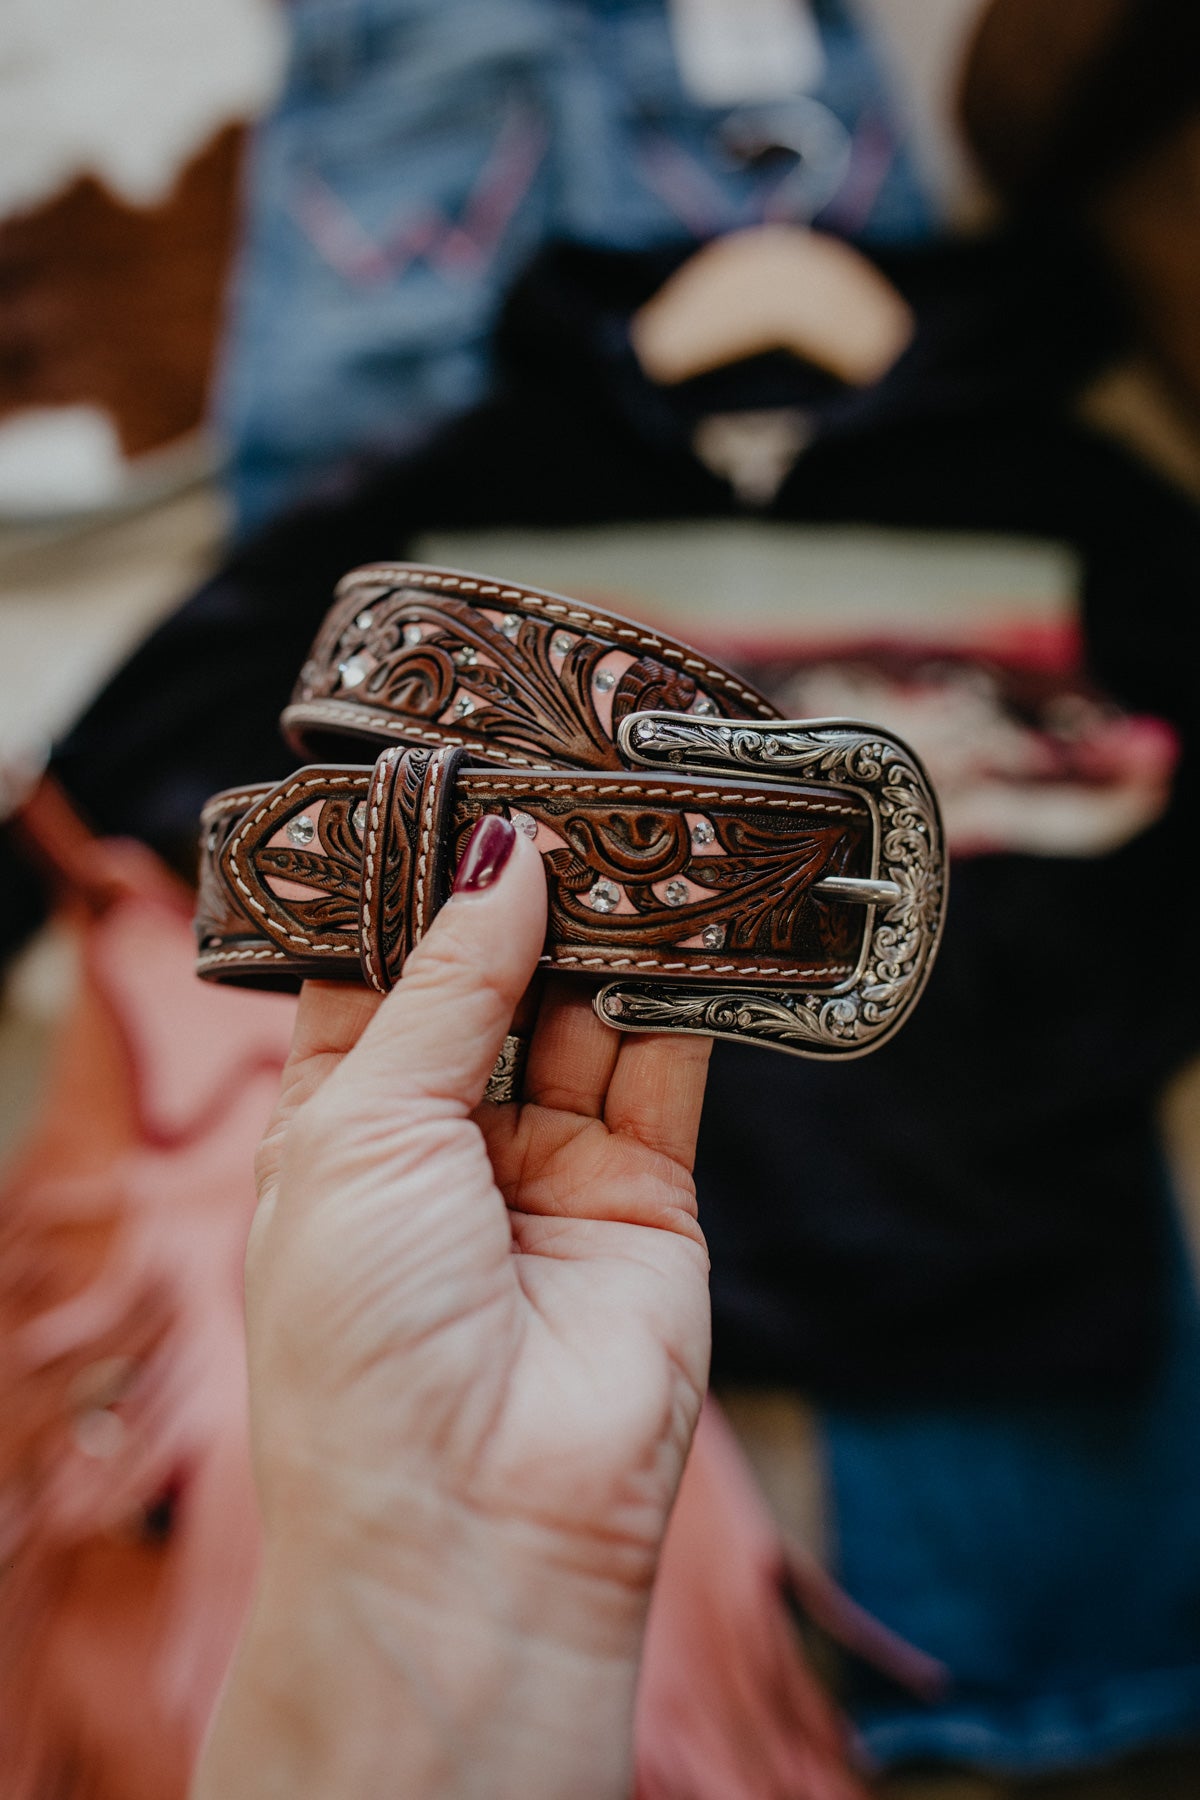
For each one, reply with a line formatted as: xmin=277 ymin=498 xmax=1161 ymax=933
xmin=196 ymin=1498 xmax=650 ymax=1800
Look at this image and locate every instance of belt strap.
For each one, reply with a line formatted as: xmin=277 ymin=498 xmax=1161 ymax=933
xmin=197 ymin=563 xmax=946 ymax=1061
xmin=282 ymin=563 xmax=776 ymax=766
xmin=198 ymin=745 xmax=874 ymax=990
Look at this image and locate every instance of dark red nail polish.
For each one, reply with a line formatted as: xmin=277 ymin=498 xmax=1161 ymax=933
xmin=453 ymin=814 xmax=516 ymax=894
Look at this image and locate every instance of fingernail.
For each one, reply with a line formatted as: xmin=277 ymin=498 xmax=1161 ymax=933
xmin=453 ymin=814 xmax=516 ymax=894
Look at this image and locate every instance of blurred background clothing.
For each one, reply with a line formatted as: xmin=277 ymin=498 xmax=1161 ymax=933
xmin=825 ymin=1192 xmax=1200 ymax=1776
xmin=212 ymin=0 xmax=1200 ymax=529
xmin=4 ymin=0 xmax=1199 ymax=524
xmin=218 ymin=0 xmax=937 ymax=529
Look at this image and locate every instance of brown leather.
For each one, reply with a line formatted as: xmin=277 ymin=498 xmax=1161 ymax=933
xmin=282 ymin=562 xmax=779 ymax=767
xmin=196 ymin=745 xmax=874 ymax=996
xmin=197 ymin=563 xmax=946 ymax=1061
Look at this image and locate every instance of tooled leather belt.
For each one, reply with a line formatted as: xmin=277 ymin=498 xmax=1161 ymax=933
xmin=196 ymin=564 xmax=946 ymax=1089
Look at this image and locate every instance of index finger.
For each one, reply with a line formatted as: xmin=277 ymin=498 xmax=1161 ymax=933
xmin=285 ymin=980 xmax=382 ymax=1100
xmin=253 ymin=981 xmax=382 ymax=1211
xmin=603 ymin=1028 xmax=712 ymax=1170
xmin=523 ymin=981 xmax=620 ymax=1118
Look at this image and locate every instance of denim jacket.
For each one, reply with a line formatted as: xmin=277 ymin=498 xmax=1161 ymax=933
xmin=216 ymin=0 xmax=934 ymax=527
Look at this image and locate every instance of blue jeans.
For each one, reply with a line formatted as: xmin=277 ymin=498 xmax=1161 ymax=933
xmin=824 ymin=1186 xmax=1200 ymax=1773
xmin=215 ymin=0 xmax=934 ymax=528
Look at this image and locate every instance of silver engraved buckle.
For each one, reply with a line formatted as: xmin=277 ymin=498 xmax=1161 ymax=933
xmin=593 ymin=712 xmax=948 ymax=1060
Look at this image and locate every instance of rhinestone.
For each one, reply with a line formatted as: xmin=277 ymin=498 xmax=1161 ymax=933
xmin=663 ymin=879 xmax=690 ymax=907
xmin=352 ymin=801 xmax=367 ymax=837
xmin=402 ymin=623 xmax=423 ymax=647
xmin=287 ymin=814 xmax=316 ymax=848
xmin=594 ymin=668 xmax=617 ymax=692
xmin=636 ymin=720 xmax=658 ymax=741
xmin=551 ymin=631 xmax=573 ymax=656
xmin=501 ymin=613 xmax=521 ymax=639
xmin=337 ymin=654 xmax=369 ymax=688
xmin=454 ymin=645 xmax=479 ymax=667
xmin=691 ymin=819 xmax=715 ymax=846
xmin=454 ymin=694 xmax=476 ymax=718
xmin=510 ymin=810 xmax=537 ymax=839
xmin=692 ymin=696 xmax=717 ymax=716
xmin=588 ymin=879 xmax=621 ymax=914
xmin=355 ymin=609 xmax=375 ymax=631
xmin=701 ymin=923 xmax=726 ymax=949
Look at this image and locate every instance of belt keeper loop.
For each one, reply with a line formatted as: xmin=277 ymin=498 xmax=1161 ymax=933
xmin=358 ymin=743 xmax=467 ymax=994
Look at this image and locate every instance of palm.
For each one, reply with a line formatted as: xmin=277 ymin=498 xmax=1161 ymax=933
xmin=474 ymin=1098 xmax=710 ymax=1554
xmin=249 ymin=980 xmax=711 ymax=1588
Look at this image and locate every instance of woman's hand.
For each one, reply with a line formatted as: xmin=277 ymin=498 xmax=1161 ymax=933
xmin=195 ymin=818 xmax=712 ymax=1800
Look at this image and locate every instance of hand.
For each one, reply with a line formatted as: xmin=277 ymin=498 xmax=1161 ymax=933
xmin=195 ymin=819 xmax=712 ymax=1800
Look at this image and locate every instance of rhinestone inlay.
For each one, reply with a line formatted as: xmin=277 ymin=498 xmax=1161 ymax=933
xmin=352 ymin=801 xmax=367 ymax=837
xmin=455 ymin=646 xmax=478 ymax=667
xmin=402 ymin=623 xmax=423 ymax=647
xmin=594 ymin=668 xmax=616 ymax=692
xmin=663 ymin=879 xmax=689 ymax=906
xmin=551 ymin=631 xmax=573 ymax=655
xmin=287 ymin=814 xmax=316 ymax=848
xmin=701 ymin=923 xmax=726 ymax=949
xmin=337 ymin=654 xmax=369 ymax=688
xmin=355 ymin=610 xmax=374 ymax=631
xmin=691 ymin=819 xmax=716 ymax=846
xmin=501 ymin=613 xmax=521 ymax=639
xmin=588 ymin=879 xmax=621 ymax=913
xmin=692 ymin=696 xmax=717 ymax=716
xmin=454 ymin=694 xmax=476 ymax=717
xmin=510 ymin=810 xmax=537 ymax=839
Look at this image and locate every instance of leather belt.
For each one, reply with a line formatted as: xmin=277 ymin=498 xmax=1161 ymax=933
xmin=196 ymin=563 xmax=946 ymax=1067
xmin=280 ymin=562 xmax=777 ymax=767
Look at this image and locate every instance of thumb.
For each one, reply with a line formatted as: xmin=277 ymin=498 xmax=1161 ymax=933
xmin=337 ymin=816 xmax=547 ymax=1116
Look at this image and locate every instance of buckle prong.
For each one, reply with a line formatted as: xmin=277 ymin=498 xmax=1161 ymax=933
xmin=811 ymin=874 xmax=903 ymax=906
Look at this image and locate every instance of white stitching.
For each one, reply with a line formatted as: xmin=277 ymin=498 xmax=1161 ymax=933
xmin=361 ymin=749 xmax=399 ymax=994
xmin=197 ymin=945 xmax=290 ymax=967
xmin=460 ymin=775 xmax=861 ymax=818
xmin=197 ymin=939 xmax=850 ymax=982
xmin=414 ymin=748 xmax=447 ymax=945
xmin=284 ymin=701 xmax=538 ymax=768
xmin=227 ymin=771 xmax=360 ymax=952
xmin=548 ymin=952 xmax=853 ymax=977
xmin=201 ymin=786 xmax=271 ymax=823
xmin=332 ymin=566 xmax=773 ymax=713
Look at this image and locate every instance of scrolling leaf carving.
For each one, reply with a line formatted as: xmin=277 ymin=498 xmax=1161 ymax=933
xmin=311 ymin=590 xmax=731 ymax=768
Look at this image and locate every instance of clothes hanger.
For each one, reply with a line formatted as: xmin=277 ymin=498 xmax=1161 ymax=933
xmin=629 ymin=222 xmax=914 ymax=389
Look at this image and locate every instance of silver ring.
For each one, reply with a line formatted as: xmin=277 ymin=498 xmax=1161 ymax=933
xmin=484 ymin=1032 xmax=529 ymax=1104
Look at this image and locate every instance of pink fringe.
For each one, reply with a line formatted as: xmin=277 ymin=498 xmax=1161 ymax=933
xmin=636 ymin=1401 xmax=872 ymax=1800
xmin=0 ymin=872 xmax=294 ymax=1796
